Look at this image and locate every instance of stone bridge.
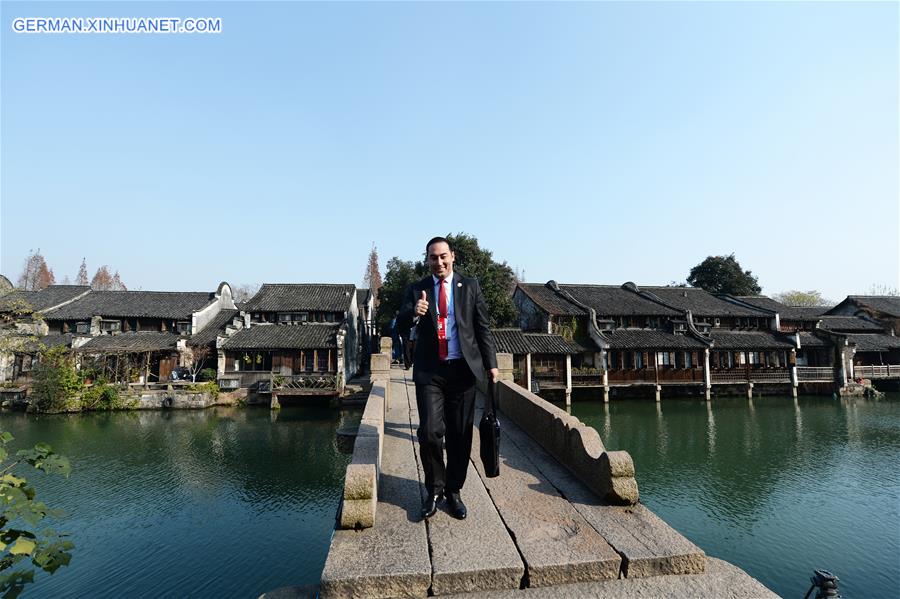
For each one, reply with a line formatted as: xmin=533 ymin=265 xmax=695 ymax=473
xmin=267 ymin=340 xmax=778 ymax=598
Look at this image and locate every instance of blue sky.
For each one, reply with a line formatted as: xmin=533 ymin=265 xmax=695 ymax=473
xmin=2 ymin=1 xmax=897 ymax=302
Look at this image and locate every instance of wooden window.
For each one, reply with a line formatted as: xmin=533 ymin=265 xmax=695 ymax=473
xmin=656 ymin=352 xmax=671 ymax=367
xmin=176 ymin=322 xmax=191 ymax=334
xmin=306 ymin=352 xmax=315 ymax=372
xmin=634 ymin=352 xmax=644 ymax=369
xmin=318 ymin=350 xmax=328 ymax=371
xmin=75 ymin=321 xmax=89 ymax=333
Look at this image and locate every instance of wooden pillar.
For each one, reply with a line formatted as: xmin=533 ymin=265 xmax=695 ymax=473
xmin=565 ymin=354 xmax=572 ymax=406
xmin=655 ymin=384 xmax=661 ymax=403
xmin=747 ymin=382 xmax=754 ymax=399
xmin=790 ymin=348 xmax=798 ymax=397
xmin=653 ymin=350 xmax=659 ymax=386
xmin=703 ymin=348 xmax=712 ymax=401
xmin=525 ymin=353 xmax=532 ymax=392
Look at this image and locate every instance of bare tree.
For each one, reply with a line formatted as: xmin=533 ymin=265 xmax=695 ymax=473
xmin=17 ymin=249 xmax=53 ymax=290
xmin=76 ymin=258 xmax=89 ymax=286
xmin=185 ymin=345 xmax=212 ymax=382
xmin=91 ymin=266 xmax=126 ymax=291
xmin=363 ymin=243 xmax=382 ymax=307
xmin=233 ymin=283 xmax=260 ymax=304
xmin=867 ymin=284 xmax=899 ymax=296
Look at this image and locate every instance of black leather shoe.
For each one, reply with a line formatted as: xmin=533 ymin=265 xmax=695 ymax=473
xmin=422 ymin=493 xmax=442 ymax=519
xmin=445 ymin=491 xmax=467 ymax=520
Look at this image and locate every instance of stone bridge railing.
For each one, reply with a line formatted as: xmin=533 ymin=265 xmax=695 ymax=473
xmin=337 ymin=339 xmax=390 ymax=529
xmin=495 ymin=353 xmax=639 ymax=505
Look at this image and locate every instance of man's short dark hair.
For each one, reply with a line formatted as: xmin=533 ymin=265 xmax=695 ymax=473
xmin=425 ymin=236 xmax=452 ymax=254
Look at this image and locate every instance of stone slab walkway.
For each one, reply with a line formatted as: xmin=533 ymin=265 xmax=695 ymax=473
xmin=314 ymin=367 xmax=779 ymax=599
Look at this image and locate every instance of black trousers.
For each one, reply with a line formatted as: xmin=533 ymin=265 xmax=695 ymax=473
xmin=415 ymin=359 xmax=477 ymax=495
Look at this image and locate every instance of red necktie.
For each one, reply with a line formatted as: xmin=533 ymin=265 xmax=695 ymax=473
xmin=438 ymin=280 xmax=448 ymax=360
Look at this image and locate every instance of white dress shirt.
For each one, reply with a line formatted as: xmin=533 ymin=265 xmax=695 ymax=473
xmin=433 ymin=273 xmax=462 ymax=360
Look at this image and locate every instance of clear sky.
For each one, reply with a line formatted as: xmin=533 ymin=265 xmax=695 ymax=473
xmin=2 ymin=1 xmax=898 ymax=302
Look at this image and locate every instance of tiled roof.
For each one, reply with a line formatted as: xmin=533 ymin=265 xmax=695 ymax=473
xmin=605 ymin=329 xmax=707 ymax=350
xmin=641 ymin=287 xmax=769 ymax=318
xmin=78 ymin=332 xmax=181 ymax=352
xmin=797 ymin=332 xmax=831 ymax=348
xmin=842 ymin=296 xmax=900 ymax=318
xmin=243 ymin=284 xmax=355 ymax=312
xmin=44 ymin=291 xmax=215 ymax=320
xmin=491 ymin=328 xmax=585 ymax=355
xmin=523 ymin=333 xmax=585 ymax=355
xmin=563 ymin=284 xmax=680 ymax=317
xmin=221 ymin=323 xmax=340 ymax=350
xmin=818 ymin=316 xmax=884 ymax=333
xmin=0 ymin=286 xmax=90 ymax=313
xmin=190 ymin=309 xmax=239 ymax=346
xmin=847 ymin=333 xmax=900 ymax=352
xmin=516 ymin=284 xmax=586 ymax=316
xmin=709 ymin=331 xmax=796 ymax=350
xmin=733 ymin=296 xmax=830 ymax=320
xmin=492 ymin=328 xmax=531 ymax=354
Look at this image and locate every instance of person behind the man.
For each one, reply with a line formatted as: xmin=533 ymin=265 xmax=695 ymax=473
xmin=399 ymin=236 xmax=498 ymax=520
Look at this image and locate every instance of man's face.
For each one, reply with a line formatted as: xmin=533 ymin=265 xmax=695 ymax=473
xmin=426 ymin=241 xmax=455 ymax=279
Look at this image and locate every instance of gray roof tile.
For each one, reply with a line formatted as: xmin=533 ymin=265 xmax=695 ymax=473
xmin=78 ymin=332 xmax=181 ymax=352
xmin=605 ymin=329 xmax=708 ymax=350
xmin=709 ymin=331 xmax=796 ymax=350
xmin=0 ymin=286 xmax=90 ymax=313
xmin=190 ymin=309 xmax=240 ymax=346
xmin=221 ymin=323 xmax=340 ymax=350
xmin=243 ymin=284 xmax=355 ymax=312
xmin=818 ymin=316 xmax=884 ymax=333
xmin=847 ymin=333 xmax=900 ymax=352
xmin=641 ymin=287 xmax=770 ymax=318
xmin=44 ymin=291 xmax=215 ymax=320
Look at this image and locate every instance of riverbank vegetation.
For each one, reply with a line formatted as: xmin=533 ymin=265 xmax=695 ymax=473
xmin=25 ymin=347 xmax=219 ymax=414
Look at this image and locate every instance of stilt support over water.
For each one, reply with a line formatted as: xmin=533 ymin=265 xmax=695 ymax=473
xmin=791 ymin=385 xmax=798 ymax=398
xmin=705 ymin=387 xmax=711 ymax=402
xmin=603 ymin=386 xmax=610 ymax=403
xmin=271 ymin=395 xmax=281 ymax=410
xmin=746 ymin=383 xmax=754 ymax=399
xmin=655 ymin=385 xmax=662 ymax=402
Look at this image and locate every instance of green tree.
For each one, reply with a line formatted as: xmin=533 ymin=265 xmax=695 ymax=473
xmin=772 ymin=290 xmax=831 ymax=307
xmin=376 ymin=233 xmax=518 ymax=332
xmin=687 ymin=254 xmax=762 ymax=295
xmin=1 ymin=432 xmax=73 ymax=598
xmin=444 ymin=233 xmax=517 ymax=327
xmin=29 ymin=347 xmax=82 ymax=414
xmin=376 ymin=257 xmax=423 ymax=335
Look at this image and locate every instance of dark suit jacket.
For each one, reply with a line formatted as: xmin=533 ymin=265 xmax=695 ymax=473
xmin=398 ymin=273 xmax=498 ymax=385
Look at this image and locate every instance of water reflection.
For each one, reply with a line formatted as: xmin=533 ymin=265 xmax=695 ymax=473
xmin=571 ymin=394 xmax=900 ymax=599
xmin=1 ymin=405 xmax=359 ymax=599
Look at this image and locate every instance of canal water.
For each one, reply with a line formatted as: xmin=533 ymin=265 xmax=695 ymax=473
xmin=571 ymin=392 xmax=900 ymax=599
xmin=1 ymin=406 xmax=358 ymax=599
xmin=2 ymin=394 xmax=897 ymax=598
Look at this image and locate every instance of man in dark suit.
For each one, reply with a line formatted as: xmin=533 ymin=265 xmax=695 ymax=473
xmin=399 ymin=236 xmax=498 ymax=520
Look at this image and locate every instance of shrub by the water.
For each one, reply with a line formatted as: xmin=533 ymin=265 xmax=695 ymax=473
xmin=198 ymin=368 xmax=217 ymax=382
xmin=79 ymin=383 xmax=123 ymax=410
xmin=29 ymin=347 xmax=82 ymax=413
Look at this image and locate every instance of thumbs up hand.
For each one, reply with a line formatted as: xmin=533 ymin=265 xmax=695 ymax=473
xmin=415 ymin=290 xmax=429 ymax=316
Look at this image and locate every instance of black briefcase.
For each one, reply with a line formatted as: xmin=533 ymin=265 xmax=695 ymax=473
xmin=479 ymin=381 xmax=501 ymax=478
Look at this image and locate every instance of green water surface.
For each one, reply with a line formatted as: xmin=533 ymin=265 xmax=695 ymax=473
xmin=571 ymin=392 xmax=900 ymax=599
